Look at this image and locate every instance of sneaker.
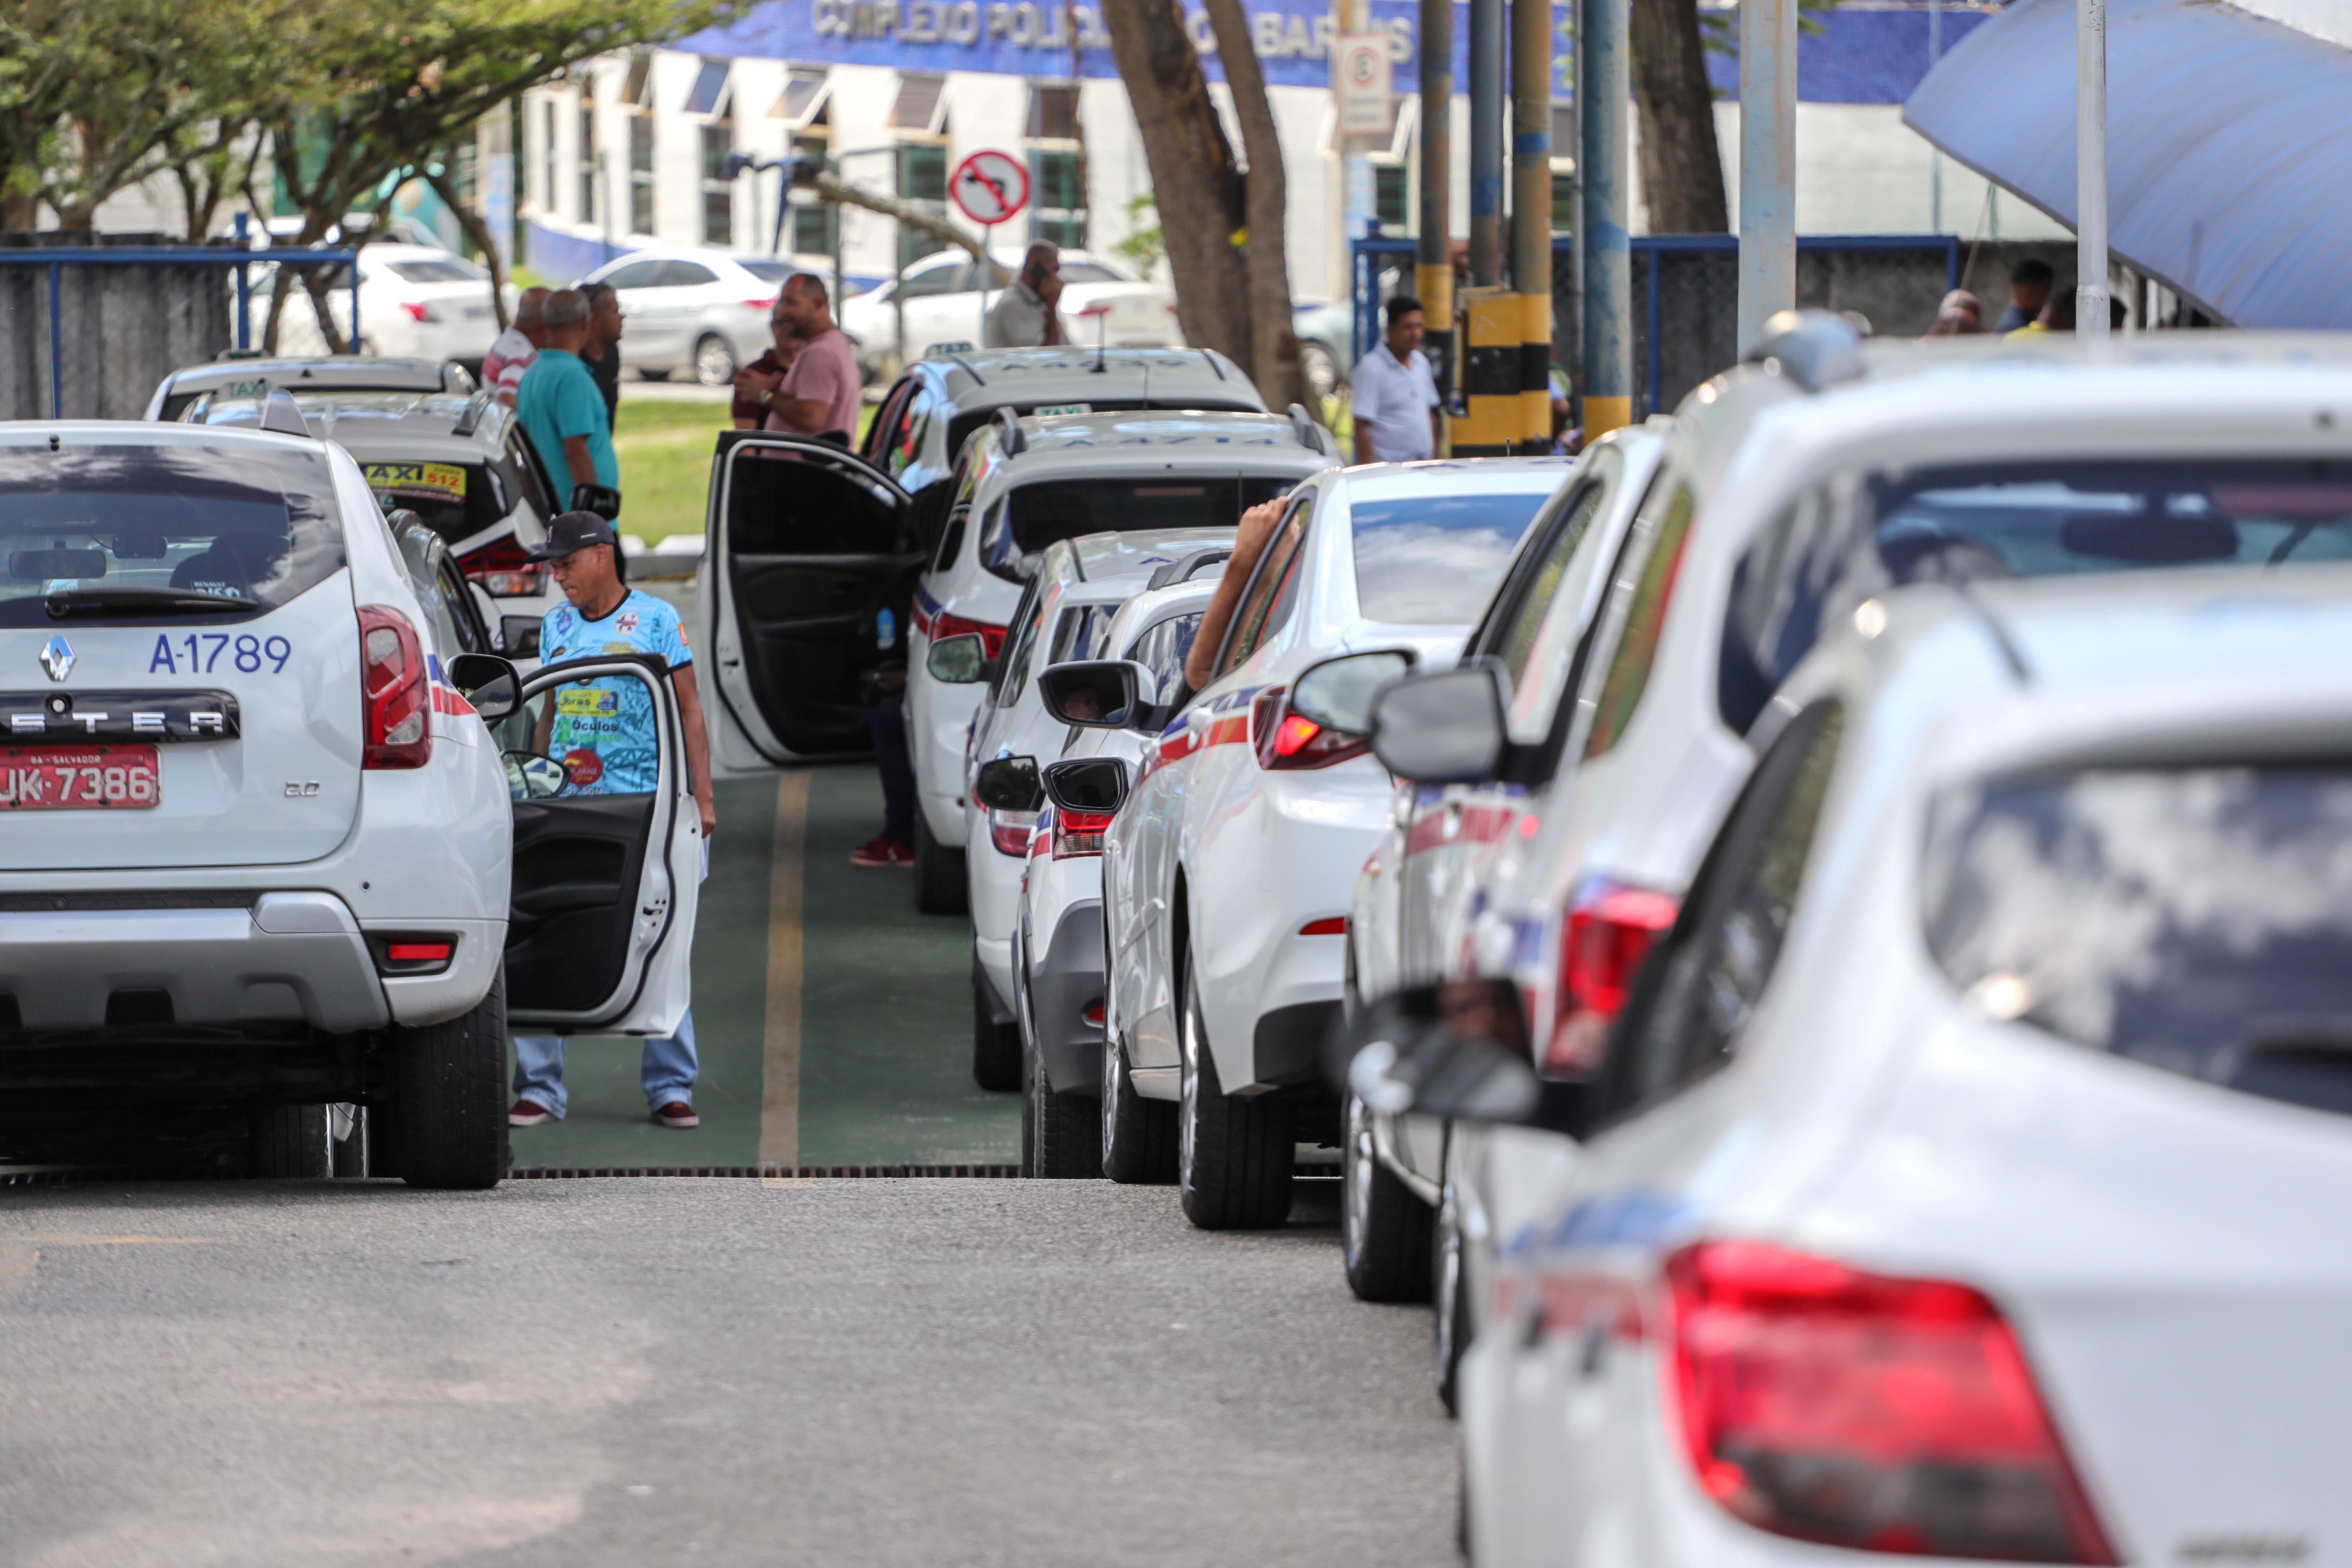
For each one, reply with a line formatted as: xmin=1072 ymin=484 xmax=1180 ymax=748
xmin=508 ymin=1100 xmax=554 ymax=1128
xmin=849 ymin=836 xmax=914 ymax=868
xmin=652 ymin=1102 xmax=701 ymax=1129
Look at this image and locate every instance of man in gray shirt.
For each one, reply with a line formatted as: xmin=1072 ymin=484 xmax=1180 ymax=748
xmin=983 ymin=243 xmax=1068 ymax=348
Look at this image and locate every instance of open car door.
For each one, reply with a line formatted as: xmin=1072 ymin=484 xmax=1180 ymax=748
xmin=702 ymin=430 xmax=919 ymax=767
xmin=494 ymin=653 xmax=702 ymax=1036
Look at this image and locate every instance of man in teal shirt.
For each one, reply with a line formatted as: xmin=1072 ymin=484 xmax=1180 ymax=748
xmin=516 ymin=289 xmax=618 ymax=507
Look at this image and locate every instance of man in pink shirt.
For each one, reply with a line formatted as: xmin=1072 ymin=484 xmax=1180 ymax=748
xmin=738 ymin=274 xmax=860 ymax=442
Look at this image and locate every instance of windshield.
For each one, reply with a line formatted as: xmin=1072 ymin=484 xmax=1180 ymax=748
xmin=737 ymin=259 xmax=798 ymax=284
xmin=1722 ymin=459 xmax=2352 ymax=732
xmin=1924 ymin=763 xmax=2352 ymax=1119
xmin=979 ymin=475 xmax=1295 ymax=582
xmin=0 ymin=444 xmax=346 ymax=626
xmin=357 ymin=459 xmax=506 ymax=546
xmin=1349 ymin=491 xmax=1550 ymax=625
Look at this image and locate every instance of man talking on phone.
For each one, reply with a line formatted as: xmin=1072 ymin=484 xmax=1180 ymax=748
xmin=982 ymin=242 xmax=1067 ymax=349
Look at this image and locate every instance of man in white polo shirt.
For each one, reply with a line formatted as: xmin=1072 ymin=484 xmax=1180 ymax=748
xmin=1348 ymin=295 xmax=1441 ymax=463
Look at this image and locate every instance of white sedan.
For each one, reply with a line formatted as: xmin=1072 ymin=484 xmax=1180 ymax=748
xmin=266 ymin=243 xmax=509 ymax=365
xmin=579 ymin=246 xmax=816 ymax=386
xmin=840 ymin=249 xmax=1174 ymax=379
xmin=1351 ymin=566 xmax=2352 ymax=1567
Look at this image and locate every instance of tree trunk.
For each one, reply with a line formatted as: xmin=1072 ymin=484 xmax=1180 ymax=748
xmin=1098 ymin=0 xmax=1251 ymax=373
xmin=1629 ymin=0 xmax=1729 ymax=233
xmin=1197 ymin=0 xmax=1302 ymax=409
xmin=422 ymin=158 xmax=509 ymax=331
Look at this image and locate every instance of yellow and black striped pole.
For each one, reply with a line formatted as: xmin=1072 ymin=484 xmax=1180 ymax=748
xmin=1511 ymin=0 xmax=1554 ymax=452
xmin=1417 ymin=0 xmax=1454 ymax=453
xmin=1454 ymin=287 xmax=1521 ymax=456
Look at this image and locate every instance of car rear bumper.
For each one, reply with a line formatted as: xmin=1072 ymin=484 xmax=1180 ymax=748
xmin=1028 ymin=898 xmax=1104 ymax=1094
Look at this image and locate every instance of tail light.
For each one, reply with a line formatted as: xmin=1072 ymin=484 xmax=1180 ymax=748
xmin=743 ymin=297 xmax=777 ymax=311
xmin=1052 ymin=808 xmax=1114 ymax=859
xmin=459 ymin=536 xmax=548 ymax=598
xmin=1543 ymin=877 xmax=1678 ymax=1072
xmin=934 ymin=612 xmax=1008 ymax=660
xmin=1299 ymin=916 xmax=1348 ymax=936
xmin=1664 ymin=1241 xmax=2120 ymax=1565
xmin=358 ymin=605 xmax=431 ymax=769
xmin=398 ymin=301 xmax=437 ymax=324
xmin=1251 ymin=685 xmax=1369 ymax=771
xmin=988 ymin=807 xmax=1036 ymax=857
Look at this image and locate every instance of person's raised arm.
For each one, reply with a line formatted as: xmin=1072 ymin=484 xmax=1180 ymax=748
xmin=1183 ymin=499 xmax=1287 ymax=692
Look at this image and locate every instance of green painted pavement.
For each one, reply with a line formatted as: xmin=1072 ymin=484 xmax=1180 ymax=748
xmin=506 ymin=764 xmax=1017 ymax=1171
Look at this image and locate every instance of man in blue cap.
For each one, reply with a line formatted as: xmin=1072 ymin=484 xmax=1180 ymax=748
xmin=508 ymin=511 xmax=717 ymax=1131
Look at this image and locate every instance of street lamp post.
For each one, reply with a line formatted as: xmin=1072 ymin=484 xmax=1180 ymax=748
xmin=2077 ymin=0 xmax=2110 ymax=341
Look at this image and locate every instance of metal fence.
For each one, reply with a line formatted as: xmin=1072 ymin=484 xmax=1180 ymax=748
xmin=0 ymin=238 xmax=359 ymax=421
xmin=1351 ymin=234 xmax=1966 ymax=423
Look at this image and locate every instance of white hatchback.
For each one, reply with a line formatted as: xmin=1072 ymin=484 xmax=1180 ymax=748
xmin=1353 ymin=566 xmax=2352 ymax=1567
xmin=264 ymin=243 xmax=509 ymax=365
xmin=840 ymin=248 xmax=1175 ymax=380
xmin=1098 ymin=458 xmax=1569 ymax=1229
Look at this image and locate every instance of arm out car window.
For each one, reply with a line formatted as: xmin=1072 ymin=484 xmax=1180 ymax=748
xmin=1594 ymin=701 xmax=1844 ymax=1126
xmin=1217 ymin=499 xmax=1309 ymax=679
xmin=1924 ymin=760 xmax=2352 ymax=1120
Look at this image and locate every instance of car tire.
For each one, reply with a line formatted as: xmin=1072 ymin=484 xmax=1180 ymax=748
xmin=693 ymin=334 xmax=737 ymax=387
xmin=387 ymin=964 xmax=509 ymax=1190
xmin=1177 ymin=967 xmax=1293 ymax=1230
xmin=913 ymin=813 xmax=967 ymax=915
xmin=1023 ymin=1034 xmax=1102 ymax=1180
xmin=1341 ymin=1090 xmax=1435 ymax=1302
xmin=972 ymin=964 xmax=1021 ymax=1092
xmin=249 ymin=1103 xmax=331 ymax=1178
xmin=1101 ymin=1025 xmax=1177 ymax=1184
xmin=329 ymin=1104 xmax=369 ymax=1178
xmin=636 ymin=366 xmax=672 ymax=383
xmin=1433 ymin=1174 xmax=1471 ymax=1416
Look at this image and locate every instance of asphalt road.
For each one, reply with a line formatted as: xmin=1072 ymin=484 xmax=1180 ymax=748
xmin=0 ymin=1177 xmax=1458 ymax=1567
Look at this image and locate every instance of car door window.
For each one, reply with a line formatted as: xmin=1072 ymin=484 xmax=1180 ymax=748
xmin=992 ymin=582 xmax=1053 ymax=705
xmin=435 ymin=556 xmax=492 ymax=654
xmin=864 ymin=379 xmax=917 ymax=466
xmin=900 ymin=262 xmax=971 ymax=300
xmin=1592 ymin=700 xmax=1844 ymax=1125
xmin=599 ymin=260 xmax=664 ymax=291
xmin=503 ymin=429 xmax=558 ymax=519
xmin=1482 ymin=476 xmax=1611 ymax=694
xmin=886 ymin=386 xmax=938 ymax=478
xmin=655 ymin=260 xmax=719 ymax=287
xmin=1216 ymin=496 xmax=1311 ymax=679
xmin=1582 ymin=480 xmax=1696 ymax=760
xmin=1059 ymin=262 xmax=1119 ymax=283
xmin=1127 ymin=611 xmax=1203 ymax=694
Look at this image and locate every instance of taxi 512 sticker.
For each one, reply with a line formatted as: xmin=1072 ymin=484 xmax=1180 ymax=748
xmin=150 ymin=634 xmax=292 ymax=674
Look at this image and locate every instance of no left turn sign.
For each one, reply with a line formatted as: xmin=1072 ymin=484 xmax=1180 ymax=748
xmin=950 ymin=151 xmax=1030 ymax=227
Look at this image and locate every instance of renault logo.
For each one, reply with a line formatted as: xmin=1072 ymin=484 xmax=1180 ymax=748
xmin=38 ymin=636 xmax=73 ymax=683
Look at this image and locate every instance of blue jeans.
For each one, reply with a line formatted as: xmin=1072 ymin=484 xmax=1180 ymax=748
xmin=512 ymin=1010 xmax=698 ymax=1119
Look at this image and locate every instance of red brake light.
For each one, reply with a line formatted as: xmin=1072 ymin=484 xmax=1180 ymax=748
xmin=357 ymin=605 xmax=432 ymax=769
xmin=743 ymin=297 xmax=776 ymax=311
xmin=1545 ymin=879 xmax=1678 ymax=1072
xmin=988 ymin=808 xmax=1035 ymax=857
xmin=398 ymin=301 xmax=434 ymax=323
xmin=934 ymin=612 xmax=1008 ymax=660
xmin=1299 ymin=916 xmax=1348 ymax=936
xmin=1251 ymin=685 xmax=1370 ymax=771
xmin=1051 ymin=807 xmax=1114 ymax=859
xmin=1664 ymin=1241 xmax=2119 ymax=1565
xmin=458 ymin=536 xmax=548 ymax=599
xmin=1082 ymin=999 xmax=1104 ymax=1025
xmin=386 ymin=942 xmax=451 ymax=962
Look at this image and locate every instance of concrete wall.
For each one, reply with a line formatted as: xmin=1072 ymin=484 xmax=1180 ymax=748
xmin=0 ymin=257 xmax=232 ymax=420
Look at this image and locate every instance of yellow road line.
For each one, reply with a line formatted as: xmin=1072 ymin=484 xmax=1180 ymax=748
xmin=758 ymin=771 xmax=812 ymax=1169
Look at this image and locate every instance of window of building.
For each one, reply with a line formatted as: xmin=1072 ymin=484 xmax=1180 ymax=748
xmin=1344 ymin=98 xmax=1416 ymax=237
xmin=1026 ymin=85 xmax=1086 ymax=249
xmin=694 ymin=61 xmax=735 ymax=247
xmin=577 ymin=79 xmax=597 ymax=224
xmin=888 ymin=74 xmax=947 ymax=134
xmin=774 ymin=70 xmax=837 ymax=259
xmin=625 ymin=53 xmax=656 ymax=236
xmin=896 ymin=137 xmax=949 ymax=273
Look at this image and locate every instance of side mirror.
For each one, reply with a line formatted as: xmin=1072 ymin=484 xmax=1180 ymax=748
xmin=1038 ymin=659 xmax=1157 ymax=730
xmin=1042 ymin=756 xmax=1129 ymax=815
xmin=973 ymin=754 xmax=1043 ymax=812
xmin=1291 ymin=648 xmax=1415 ymax=736
xmin=447 ymin=652 xmax=522 ymax=722
xmin=1369 ymin=664 xmax=1508 ymax=784
xmin=1330 ymin=979 xmax=1586 ymax=1136
xmin=500 ymin=614 xmax=542 ymax=660
xmin=927 ymin=631 xmax=994 ymax=685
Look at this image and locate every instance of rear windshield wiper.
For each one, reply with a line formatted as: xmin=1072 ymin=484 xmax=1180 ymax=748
xmin=43 ymin=586 xmax=259 ymax=618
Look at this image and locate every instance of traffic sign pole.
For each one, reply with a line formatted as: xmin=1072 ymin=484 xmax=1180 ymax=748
xmin=950 ymin=150 xmax=1031 ymax=350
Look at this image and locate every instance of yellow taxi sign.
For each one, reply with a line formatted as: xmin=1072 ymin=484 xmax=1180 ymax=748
xmin=360 ymin=460 xmax=467 ymax=503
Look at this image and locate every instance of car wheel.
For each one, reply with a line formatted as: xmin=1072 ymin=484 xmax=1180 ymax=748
xmin=1177 ymin=965 xmax=1293 ymax=1230
xmin=972 ymin=962 xmax=1021 ymax=1092
xmin=1433 ymin=1174 xmax=1472 ymax=1415
xmin=636 ymin=366 xmax=672 ymax=383
xmin=1024 ymin=1024 xmax=1102 ymax=1181
xmin=387 ymin=963 xmax=509 ymax=1190
xmin=693 ymin=334 xmax=737 ymax=387
xmin=1341 ymin=1090 xmax=1435 ymax=1302
xmin=249 ymin=1103 xmax=330 ymax=1178
xmin=914 ymin=813 xmax=967 ymax=915
xmin=1101 ymin=1023 xmax=1177 ymax=1184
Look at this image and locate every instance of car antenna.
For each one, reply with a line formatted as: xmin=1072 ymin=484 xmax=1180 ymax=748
xmin=1092 ymin=307 xmax=1109 ymax=374
xmin=1200 ymin=349 xmax=1227 ymax=380
xmin=994 ymin=405 xmax=1026 ymax=457
xmin=1946 ymin=580 xmax=2033 ymax=685
xmin=450 ymin=389 xmax=492 ymax=437
xmin=949 ymin=355 xmax=985 ymax=384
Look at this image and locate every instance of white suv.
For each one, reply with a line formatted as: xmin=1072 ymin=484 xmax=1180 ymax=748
xmin=0 ymin=409 xmax=700 ymax=1184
